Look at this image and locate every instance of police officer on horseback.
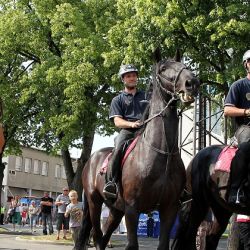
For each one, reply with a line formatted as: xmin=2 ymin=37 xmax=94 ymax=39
xmin=224 ymin=49 xmax=250 ymax=205
xmin=103 ymin=64 xmax=148 ymax=200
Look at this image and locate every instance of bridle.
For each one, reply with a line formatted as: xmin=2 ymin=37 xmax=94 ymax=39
xmin=156 ymin=65 xmax=187 ymax=100
xmin=141 ymin=64 xmax=188 ymax=126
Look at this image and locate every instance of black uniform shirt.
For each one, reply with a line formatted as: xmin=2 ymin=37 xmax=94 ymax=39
xmin=109 ymin=90 xmax=148 ymax=122
xmin=224 ymin=77 xmax=250 ymax=126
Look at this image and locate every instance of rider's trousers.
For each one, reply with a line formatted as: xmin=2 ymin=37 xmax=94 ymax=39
xmin=107 ymin=128 xmax=138 ymax=183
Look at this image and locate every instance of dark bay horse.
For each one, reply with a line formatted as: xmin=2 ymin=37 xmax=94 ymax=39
xmin=77 ymin=55 xmax=200 ymax=250
xmin=172 ymin=126 xmax=250 ymax=250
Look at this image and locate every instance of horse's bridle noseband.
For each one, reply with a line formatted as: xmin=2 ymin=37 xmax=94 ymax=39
xmin=156 ymin=66 xmax=187 ymax=99
xmin=141 ymin=66 xmax=188 ymax=126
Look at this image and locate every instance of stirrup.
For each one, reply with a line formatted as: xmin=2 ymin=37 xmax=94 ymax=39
xmin=103 ymin=181 xmax=118 ymax=199
xmin=236 ymin=188 xmax=241 ymax=204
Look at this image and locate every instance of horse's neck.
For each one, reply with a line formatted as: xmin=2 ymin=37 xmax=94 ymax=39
xmin=144 ymin=93 xmax=179 ymax=153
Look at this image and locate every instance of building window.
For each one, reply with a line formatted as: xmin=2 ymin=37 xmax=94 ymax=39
xmin=33 ymin=159 xmax=41 ymax=175
xmin=61 ymin=166 xmax=66 ymax=179
xmin=41 ymin=161 xmax=48 ymax=176
xmin=55 ymin=164 xmax=61 ymax=178
xmin=15 ymin=156 xmax=23 ymax=171
xmin=24 ymin=158 xmax=32 ymax=173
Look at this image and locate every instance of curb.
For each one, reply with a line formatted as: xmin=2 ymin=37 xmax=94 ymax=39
xmin=0 ymin=231 xmax=33 ymax=236
xmin=16 ymin=236 xmax=74 ymax=246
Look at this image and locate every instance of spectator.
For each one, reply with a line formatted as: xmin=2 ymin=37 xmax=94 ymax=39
xmin=20 ymin=203 xmax=28 ymax=227
xmin=0 ymin=203 xmax=5 ymax=225
xmin=196 ymin=210 xmax=213 ymax=250
xmin=101 ymin=204 xmax=113 ymax=248
xmin=11 ymin=196 xmax=21 ymax=232
xmin=55 ymin=187 xmax=70 ymax=240
xmin=37 ymin=209 xmax=42 ymax=227
xmin=29 ymin=200 xmax=39 ymax=233
xmin=65 ymin=190 xmax=83 ymax=250
xmin=6 ymin=203 xmax=14 ymax=224
xmin=40 ymin=191 xmax=53 ymax=235
xmin=147 ymin=213 xmax=154 ymax=238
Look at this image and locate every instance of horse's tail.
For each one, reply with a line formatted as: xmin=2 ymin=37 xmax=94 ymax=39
xmin=76 ymin=193 xmax=92 ymax=250
xmin=171 ymin=201 xmax=192 ymax=250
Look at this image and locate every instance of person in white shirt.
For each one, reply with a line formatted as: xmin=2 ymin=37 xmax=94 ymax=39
xmin=55 ymin=187 xmax=70 ymax=240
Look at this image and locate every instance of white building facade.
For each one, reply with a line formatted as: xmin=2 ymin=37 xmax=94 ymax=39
xmin=1 ymin=147 xmax=69 ymax=206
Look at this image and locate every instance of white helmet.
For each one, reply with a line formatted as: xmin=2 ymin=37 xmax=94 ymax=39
xmin=243 ymin=50 xmax=250 ymax=63
xmin=118 ymin=64 xmax=138 ymax=79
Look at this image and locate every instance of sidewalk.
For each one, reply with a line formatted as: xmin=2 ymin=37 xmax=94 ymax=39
xmin=0 ymin=223 xmax=228 ymax=249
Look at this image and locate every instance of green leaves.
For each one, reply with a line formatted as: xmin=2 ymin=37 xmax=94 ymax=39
xmin=0 ymin=0 xmax=249 ymax=155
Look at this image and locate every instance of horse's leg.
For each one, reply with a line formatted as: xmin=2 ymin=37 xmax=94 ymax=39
xmin=102 ymin=207 xmax=124 ymax=248
xmin=171 ymin=200 xmax=209 ymax=250
xmin=124 ymin=205 xmax=139 ymax=250
xmin=75 ymin=195 xmax=93 ymax=250
xmin=157 ymin=203 xmax=178 ymax=250
xmin=88 ymin=195 xmax=104 ymax=250
xmin=206 ymin=205 xmax=231 ymax=250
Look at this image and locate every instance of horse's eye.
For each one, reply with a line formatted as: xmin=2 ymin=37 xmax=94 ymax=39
xmin=161 ymin=66 xmax=166 ymax=71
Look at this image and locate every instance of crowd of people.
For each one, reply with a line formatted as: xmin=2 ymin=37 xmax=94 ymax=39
xmin=0 ymin=188 xmax=83 ymax=249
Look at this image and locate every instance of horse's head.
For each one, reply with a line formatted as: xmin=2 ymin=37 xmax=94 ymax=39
xmin=156 ymin=59 xmax=199 ymax=104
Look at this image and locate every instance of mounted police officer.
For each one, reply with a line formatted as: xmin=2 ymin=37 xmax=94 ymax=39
xmin=224 ymin=49 xmax=250 ymax=206
xmin=103 ymin=64 xmax=148 ymax=200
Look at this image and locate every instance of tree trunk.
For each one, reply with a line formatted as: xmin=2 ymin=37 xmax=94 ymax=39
xmin=61 ymin=129 xmax=95 ymax=201
xmin=227 ymin=214 xmax=239 ymax=250
xmin=0 ymin=157 xmax=6 ymax=205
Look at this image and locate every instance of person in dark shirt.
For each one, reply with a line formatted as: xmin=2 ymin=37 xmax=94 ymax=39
xmin=40 ymin=191 xmax=53 ymax=235
xmin=224 ymin=49 xmax=250 ymax=206
xmin=103 ymin=64 xmax=148 ymax=200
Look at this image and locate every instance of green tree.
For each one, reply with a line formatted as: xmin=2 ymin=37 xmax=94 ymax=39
xmin=0 ymin=0 xmax=119 ymax=199
xmin=0 ymin=0 xmax=249 ymax=202
xmin=105 ymin=0 xmax=249 ymax=93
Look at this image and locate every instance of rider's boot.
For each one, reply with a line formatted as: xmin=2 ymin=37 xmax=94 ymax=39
xmin=228 ymin=163 xmax=246 ymax=206
xmin=103 ymin=150 xmax=121 ymax=201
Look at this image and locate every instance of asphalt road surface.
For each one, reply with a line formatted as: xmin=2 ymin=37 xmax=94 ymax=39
xmin=0 ymin=233 xmax=228 ymax=250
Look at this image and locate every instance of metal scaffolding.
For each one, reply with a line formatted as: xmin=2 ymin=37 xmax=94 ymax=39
xmin=179 ymin=92 xmax=228 ymax=157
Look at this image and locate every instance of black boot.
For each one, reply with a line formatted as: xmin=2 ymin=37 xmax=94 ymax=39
xmin=103 ymin=149 xmax=121 ymax=201
xmin=228 ymin=150 xmax=247 ymax=207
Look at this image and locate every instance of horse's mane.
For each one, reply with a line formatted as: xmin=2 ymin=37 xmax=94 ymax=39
xmin=135 ymin=58 xmax=180 ymax=137
xmin=135 ymin=80 xmax=153 ymax=137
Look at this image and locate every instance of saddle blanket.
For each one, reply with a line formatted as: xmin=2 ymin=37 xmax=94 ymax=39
xmin=99 ymin=136 xmax=139 ymax=174
xmin=214 ymin=146 xmax=238 ymax=173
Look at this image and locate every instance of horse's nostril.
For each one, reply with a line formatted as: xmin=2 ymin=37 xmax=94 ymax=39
xmin=185 ymin=79 xmax=192 ymax=89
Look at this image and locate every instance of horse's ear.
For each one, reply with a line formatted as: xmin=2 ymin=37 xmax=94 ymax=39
xmin=153 ymin=47 xmax=162 ymax=62
xmin=174 ymin=49 xmax=182 ymax=62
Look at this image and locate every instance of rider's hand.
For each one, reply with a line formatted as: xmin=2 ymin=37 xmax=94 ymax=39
xmin=244 ymin=109 xmax=250 ymax=117
xmin=130 ymin=120 xmax=141 ymax=128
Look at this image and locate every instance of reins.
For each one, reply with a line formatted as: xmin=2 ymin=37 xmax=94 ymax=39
xmin=140 ymin=62 xmax=194 ymax=208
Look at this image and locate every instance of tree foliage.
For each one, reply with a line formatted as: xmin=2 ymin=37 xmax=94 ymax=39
xmin=0 ymin=0 xmax=249 ymax=196
xmin=105 ymin=0 xmax=250 ymax=94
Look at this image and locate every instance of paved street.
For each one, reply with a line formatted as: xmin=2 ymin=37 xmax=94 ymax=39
xmin=0 ymin=226 xmax=228 ymax=250
xmin=0 ymin=234 xmax=228 ymax=250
